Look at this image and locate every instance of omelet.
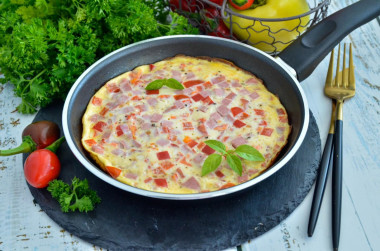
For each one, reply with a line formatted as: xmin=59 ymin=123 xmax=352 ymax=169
xmin=82 ymin=55 xmax=291 ymax=194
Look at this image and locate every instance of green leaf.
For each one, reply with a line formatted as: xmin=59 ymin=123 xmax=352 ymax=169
xmin=201 ymin=154 xmax=222 ymax=176
xmin=164 ymin=78 xmax=184 ymax=90
xmin=204 ymin=140 xmax=227 ymax=154
xmin=235 ymin=145 xmax=265 ymax=161
xmin=145 ymin=78 xmax=184 ymax=90
xmin=226 ymin=154 xmax=243 ymax=176
xmin=145 ymin=79 xmax=165 ymax=90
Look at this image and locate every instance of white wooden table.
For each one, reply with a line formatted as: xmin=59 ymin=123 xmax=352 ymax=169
xmin=1 ymin=0 xmax=379 ymax=250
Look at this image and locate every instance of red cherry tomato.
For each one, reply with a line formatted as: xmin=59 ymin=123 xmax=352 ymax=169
xmin=24 ymin=149 xmax=61 ymax=188
xmin=22 ymin=121 xmax=60 ymax=149
xmin=228 ymin=0 xmax=255 ymax=10
xmin=208 ymin=19 xmax=232 ymax=38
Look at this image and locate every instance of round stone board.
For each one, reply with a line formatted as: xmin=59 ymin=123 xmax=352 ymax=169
xmin=25 ymin=101 xmax=321 ymax=250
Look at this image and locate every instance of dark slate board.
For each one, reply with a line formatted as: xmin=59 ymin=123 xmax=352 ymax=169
xmin=25 ymin=101 xmax=321 ymax=250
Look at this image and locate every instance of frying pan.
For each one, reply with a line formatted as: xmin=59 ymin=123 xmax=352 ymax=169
xmin=62 ymin=0 xmax=380 ymax=200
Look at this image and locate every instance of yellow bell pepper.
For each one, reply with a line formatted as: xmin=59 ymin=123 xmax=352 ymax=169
xmin=224 ymin=0 xmax=310 ymax=53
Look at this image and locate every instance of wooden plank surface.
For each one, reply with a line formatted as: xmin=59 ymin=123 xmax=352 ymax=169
xmin=0 ymin=0 xmax=379 ymax=250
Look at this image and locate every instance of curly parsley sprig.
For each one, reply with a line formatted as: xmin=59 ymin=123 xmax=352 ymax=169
xmin=47 ymin=177 xmax=101 ymax=213
xmin=201 ymin=140 xmax=265 ymax=176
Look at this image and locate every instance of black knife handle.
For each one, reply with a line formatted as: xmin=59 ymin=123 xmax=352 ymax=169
xmin=332 ymin=119 xmax=343 ymax=250
xmin=308 ymin=132 xmax=334 ymax=237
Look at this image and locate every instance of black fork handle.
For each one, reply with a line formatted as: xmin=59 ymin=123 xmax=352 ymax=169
xmin=332 ymin=119 xmax=343 ymax=250
xmin=308 ymin=132 xmax=334 ymax=237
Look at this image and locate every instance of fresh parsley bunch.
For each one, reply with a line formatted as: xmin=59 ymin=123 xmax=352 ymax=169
xmin=0 ymin=0 xmax=199 ymax=113
xmin=202 ymin=140 xmax=265 ymax=176
xmin=47 ymin=177 xmax=101 ymax=213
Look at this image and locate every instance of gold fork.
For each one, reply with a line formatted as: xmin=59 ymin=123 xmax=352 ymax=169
xmin=324 ymin=43 xmax=356 ymax=251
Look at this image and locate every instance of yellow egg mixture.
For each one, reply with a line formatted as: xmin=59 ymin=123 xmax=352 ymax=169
xmin=82 ymin=55 xmax=291 ymax=194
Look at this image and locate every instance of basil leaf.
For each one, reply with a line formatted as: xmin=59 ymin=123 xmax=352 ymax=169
xmin=201 ymin=154 xmax=222 ymax=176
xmin=204 ymin=140 xmax=227 ymax=154
xmin=226 ymin=154 xmax=242 ymax=176
xmin=145 ymin=79 xmax=165 ymax=90
xmin=235 ymin=145 xmax=265 ymax=161
xmin=164 ymin=78 xmax=184 ymax=90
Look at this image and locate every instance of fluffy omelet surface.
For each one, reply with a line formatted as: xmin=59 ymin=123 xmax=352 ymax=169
xmin=82 ymin=55 xmax=291 ymax=194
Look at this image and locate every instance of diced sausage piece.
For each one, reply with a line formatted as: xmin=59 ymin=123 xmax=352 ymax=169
xmin=211 ymin=75 xmax=226 ymax=84
xmin=231 ymin=136 xmax=247 ymax=148
xmin=174 ymin=100 xmax=185 ymax=109
xmin=147 ymin=98 xmax=158 ymax=107
xmin=157 ymin=151 xmax=170 ymax=160
xmin=151 ymin=114 xmax=163 ymax=123
xmin=217 ymin=105 xmax=229 ymax=116
xmin=214 ymin=88 xmax=225 ymax=96
xmin=202 ymin=145 xmax=216 ymax=155
xmin=249 ymin=92 xmax=260 ymax=100
xmin=154 ymin=178 xmax=168 ymax=187
xmin=92 ymin=145 xmax=104 ymax=154
xmin=182 ymin=177 xmax=201 ymax=191
xmin=205 ymin=119 xmax=217 ymax=129
xmin=157 ymin=138 xmax=170 ymax=146
xmin=221 ymin=98 xmax=232 ymax=106
xmin=193 ymin=153 xmax=206 ymax=164
xmin=217 ymin=81 xmax=229 ymax=88
xmin=225 ymin=92 xmax=237 ymax=100
xmin=120 ymin=78 xmax=132 ymax=91
xmin=246 ymin=77 xmax=259 ymax=84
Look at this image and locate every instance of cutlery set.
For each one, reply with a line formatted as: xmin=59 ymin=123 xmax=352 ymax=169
xmin=308 ymin=43 xmax=356 ymax=251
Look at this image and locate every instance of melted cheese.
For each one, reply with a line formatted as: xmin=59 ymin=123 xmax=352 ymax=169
xmin=82 ymin=55 xmax=291 ymax=194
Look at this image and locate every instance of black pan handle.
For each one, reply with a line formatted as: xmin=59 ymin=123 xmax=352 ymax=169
xmin=279 ymin=0 xmax=380 ymax=81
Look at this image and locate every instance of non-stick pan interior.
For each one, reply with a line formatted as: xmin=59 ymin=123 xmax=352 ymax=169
xmin=65 ymin=35 xmax=307 ymax=198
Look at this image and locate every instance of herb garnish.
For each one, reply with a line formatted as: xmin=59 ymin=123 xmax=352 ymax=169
xmin=47 ymin=177 xmax=101 ymax=213
xmin=145 ymin=78 xmax=185 ymax=90
xmin=201 ymin=140 xmax=265 ymax=176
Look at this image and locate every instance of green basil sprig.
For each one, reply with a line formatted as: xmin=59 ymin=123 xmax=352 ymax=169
xmin=201 ymin=140 xmax=265 ymax=176
xmin=145 ymin=78 xmax=184 ymax=90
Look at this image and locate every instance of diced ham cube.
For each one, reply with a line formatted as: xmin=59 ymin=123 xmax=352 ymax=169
xmin=92 ymin=145 xmax=104 ymax=154
xmin=211 ymin=75 xmax=226 ymax=84
xmin=210 ymin=112 xmax=221 ymax=121
xmin=231 ymin=136 xmax=247 ymax=148
xmin=147 ymin=98 xmax=158 ymax=107
xmin=161 ymin=120 xmax=173 ymax=128
xmin=205 ymin=119 xmax=217 ymax=129
xmin=198 ymin=105 xmax=208 ymax=112
xmin=171 ymin=70 xmax=182 ymax=81
xmin=125 ymin=173 xmax=138 ymax=180
xmin=246 ymin=77 xmax=259 ymax=84
xmin=157 ymin=138 xmax=170 ymax=146
xmin=249 ymin=92 xmax=260 ymax=100
xmin=183 ymin=122 xmax=194 ymax=130
xmin=111 ymin=148 xmax=123 ymax=156
xmin=120 ymin=79 xmax=132 ymax=92
xmin=182 ymin=177 xmax=201 ymax=191
xmin=217 ymin=105 xmax=229 ymax=116
xmin=222 ymin=98 xmax=232 ymax=106
xmin=193 ymin=153 xmax=206 ymax=163
xmin=214 ymin=88 xmax=225 ymax=96
xmin=239 ymin=88 xmax=250 ymax=95
xmin=217 ymin=81 xmax=229 ymax=88
xmin=225 ymin=92 xmax=237 ymax=100
xmin=231 ymin=80 xmax=241 ymax=88
xmin=151 ymin=114 xmax=163 ymax=123
xmin=254 ymin=109 xmax=265 ymax=116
